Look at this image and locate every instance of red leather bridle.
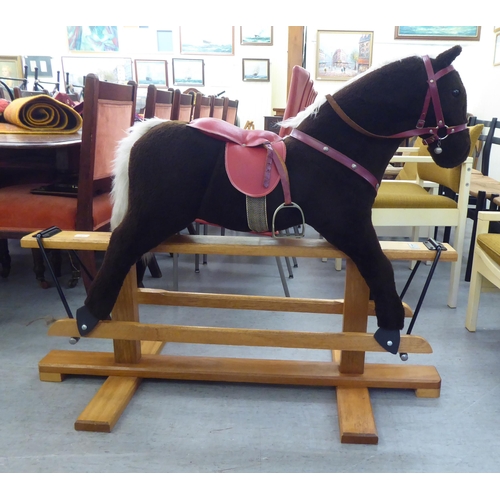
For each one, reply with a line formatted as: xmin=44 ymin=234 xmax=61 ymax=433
xmin=288 ymin=55 xmax=469 ymax=193
xmin=326 ymin=55 xmax=468 ymax=150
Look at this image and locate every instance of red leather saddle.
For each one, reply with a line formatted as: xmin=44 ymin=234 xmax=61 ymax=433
xmin=188 ymin=118 xmax=288 ymax=199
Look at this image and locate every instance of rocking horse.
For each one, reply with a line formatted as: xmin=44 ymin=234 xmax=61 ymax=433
xmin=76 ymin=45 xmax=469 ymax=355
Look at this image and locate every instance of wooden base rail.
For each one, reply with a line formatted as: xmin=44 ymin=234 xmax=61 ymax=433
xmin=21 ymin=231 xmax=457 ymax=443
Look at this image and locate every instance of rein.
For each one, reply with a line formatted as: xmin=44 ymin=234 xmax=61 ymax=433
xmin=326 ymin=55 xmax=468 ymax=148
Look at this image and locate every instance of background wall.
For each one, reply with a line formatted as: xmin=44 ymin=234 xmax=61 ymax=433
xmin=1 ymin=25 xmax=498 ymax=175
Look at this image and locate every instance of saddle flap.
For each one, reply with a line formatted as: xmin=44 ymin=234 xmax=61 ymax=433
xmin=226 ymin=142 xmax=285 ymax=197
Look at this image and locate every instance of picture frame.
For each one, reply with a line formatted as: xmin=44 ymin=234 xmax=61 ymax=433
xmin=0 ymin=55 xmax=24 ymax=88
xmin=394 ymin=26 xmax=481 ymax=41
xmin=24 ymin=56 xmax=53 ymax=78
xmin=172 ymin=58 xmax=204 ymax=86
xmin=242 ymin=58 xmax=270 ymax=82
xmin=134 ymin=59 xmax=168 ymax=87
xmin=495 ymin=27 xmax=500 ymax=33
xmin=316 ymin=30 xmax=373 ymax=81
xmin=240 ymin=27 xmax=273 ymax=45
xmin=67 ymin=26 xmax=120 ymax=52
xmin=494 ymin=33 xmax=500 ymax=66
xmin=157 ymin=30 xmax=174 ymax=52
xmin=61 ymin=56 xmax=133 ymax=87
xmin=180 ymin=27 xmax=234 ymax=55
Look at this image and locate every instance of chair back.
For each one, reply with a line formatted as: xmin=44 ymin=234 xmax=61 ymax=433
xmin=222 ymin=98 xmax=239 ymax=125
xmin=211 ymin=96 xmax=224 ymax=119
xmin=192 ymin=93 xmax=213 ymax=119
xmin=76 ymin=73 xmax=137 ymax=230
xmin=279 ymin=66 xmax=317 ymax=137
xmin=171 ymin=89 xmax=194 ymax=121
xmin=144 ymin=85 xmax=174 ymax=119
xmin=468 ymin=117 xmax=499 ymax=176
xmin=417 ymin=124 xmax=484 ymax=193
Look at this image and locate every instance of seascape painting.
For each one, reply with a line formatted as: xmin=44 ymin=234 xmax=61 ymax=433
xmin=395 ymin=26 xmax=481 ymax=40
xmin=240 ymin=27 xmax=273 ymax=45
xmin=172 ymin=58 xmax=204 ymax=86
xmin=180 ymin=28 xmax=234 ymax=55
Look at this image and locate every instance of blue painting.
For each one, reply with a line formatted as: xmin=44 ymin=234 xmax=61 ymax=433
xmin=67 ymin=26 xmax=119 ymax=52
xmin=395 ymin=26 xmax=481 ymax=40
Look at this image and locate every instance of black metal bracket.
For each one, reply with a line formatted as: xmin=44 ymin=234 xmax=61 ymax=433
xmin=33 ymin=226 xmax=95 ymax=344
xmin=398 ymin=237 xmax=445 ymax=360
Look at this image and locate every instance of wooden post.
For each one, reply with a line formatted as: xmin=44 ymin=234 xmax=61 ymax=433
xmin=287 ymin=27 xmax=305 ymax=98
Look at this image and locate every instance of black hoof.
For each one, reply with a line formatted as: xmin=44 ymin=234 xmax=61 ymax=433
xmin=76 ymin=305 xmax=100 ymax=336
xmin=374 ymin=328 xmax=401 ymax=354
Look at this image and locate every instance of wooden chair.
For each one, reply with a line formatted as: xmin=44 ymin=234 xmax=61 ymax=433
xmin=465 ymin=210 xmax=500 ymax=331
xmin=13 ymin=87 xmax=50 ymax=98
xmin=279 ymin=65 xmax=317 ymax=137
xmin=192 ymin=93 xmax=213 ymax=120
xmin=210 ymin=96 xmax=224 ymax=119
xmin=464 ymin=118 xmax=500 ymax=280
xmin=0 ymin=73 xmax=137 ymax=287
xmin=371 ymin=126 xmax=481 ymax=309
xmin=170 ymin=89 xmax=194 ymax=121
xmin=144 ymin=86 xmax=174 ymax=120
xmin=222 ymin=97 xmax=239 ymax=125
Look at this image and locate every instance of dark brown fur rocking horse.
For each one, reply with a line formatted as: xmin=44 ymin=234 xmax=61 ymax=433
xmin=76 ymin=46 xmax=470 ymax=354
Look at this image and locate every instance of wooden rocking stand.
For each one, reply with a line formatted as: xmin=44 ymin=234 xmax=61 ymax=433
xmin=21 ymin=231 xmax=457 ymax=444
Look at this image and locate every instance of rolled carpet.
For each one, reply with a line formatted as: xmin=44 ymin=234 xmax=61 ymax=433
xmin=0 ymin=94 xmax=82 ymax=134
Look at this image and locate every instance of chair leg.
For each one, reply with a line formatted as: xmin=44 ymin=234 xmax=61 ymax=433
xmin=0 ymin=239 xmax=11 ymax=278
xmin=465 ymin=191 xmax=487 ymax=282
xmin=275 ymin=256 xmax=290 ymax=297
xmin=465 ymin=260 xmax=483 ymax=332
xmin=147 ymin=254 xmax=162 ymax=278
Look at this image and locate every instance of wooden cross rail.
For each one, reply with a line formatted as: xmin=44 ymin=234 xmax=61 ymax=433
xmin=21 ymin=231 xmax=457 ymax=444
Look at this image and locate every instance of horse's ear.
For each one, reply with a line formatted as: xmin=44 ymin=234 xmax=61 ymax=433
xmin=434 ymin=45 xmax=462 ymax=69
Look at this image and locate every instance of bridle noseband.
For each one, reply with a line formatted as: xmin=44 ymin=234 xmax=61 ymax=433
xmin=326 ymin=55 xmax=468 ymax=153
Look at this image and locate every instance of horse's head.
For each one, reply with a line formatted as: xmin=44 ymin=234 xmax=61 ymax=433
xmin=422 ymin=46 xmax=470 ymax=169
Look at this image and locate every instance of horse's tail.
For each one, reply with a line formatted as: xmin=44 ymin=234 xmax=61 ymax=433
xmin=110 ymin=118 xmax=167 ymax=230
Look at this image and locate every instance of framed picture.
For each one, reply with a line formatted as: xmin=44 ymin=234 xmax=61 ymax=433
xmin=67 ymin=26 xmax=120 ymax=52
xmin=240 ymin=27 xmax=273 ymax=45
xmin=61 ymin=56 xmax=133 ymax=87
xmin=134 ymin=59 xmax=168 ymax=87
xmin=316 ymin=30 xmax=373 ymax=81
xmin=495 ymin=27 xmax=500 ymax=33
xmin=0 ymin=55 xmax=23 ymax=88
xmin=157 ymin=30 xmax=174 ymax=52
xmin=24 ymin=56 xmax=53 ymax=78
xmin=172 ymin=58 xmax=204 ymax=86
xmin=180 ymin=27 xmax=234 ymax=55
xmin=494 ymin=34 xmax=500 ymax=66
xmin=242 ymin=58 xmax=270 ymax=82
xmin=395 ymin=26 xmax=481 ymax=41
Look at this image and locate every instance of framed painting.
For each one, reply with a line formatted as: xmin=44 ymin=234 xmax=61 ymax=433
xmin=157 ymin=30 xmax=174 ymax=52
xmin=495 ymin=34 xmax=500 ymax=66
xmin=0 ymin=55 xmax=23 ymax=88
xmin=67 ymin=26 xmax=120 ymax=52
xmin=180 ymin=27 xmax=234 ymax=55
xmin=172 ymin=58 xmax=204 ymax=86
xmin=240 ymin=27 xmax=273 ymax=45
xmin=61 ymin=56 xmax=133 ymax=87
xmin=134 ymin=59 xmax=168 ymax=87
xmin=316 ymin=30 xmax=373 ymax=81
xmin=24 ymin=56 xmax=53 ymax=78
xmin=395 ymin=26 xmax=481 ymax=41
xmin=242 ymin=58 xmax=270 ymax=82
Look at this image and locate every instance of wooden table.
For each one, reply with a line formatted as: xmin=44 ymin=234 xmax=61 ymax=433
xmin=0 ymin=131 xmax=82 ymax=175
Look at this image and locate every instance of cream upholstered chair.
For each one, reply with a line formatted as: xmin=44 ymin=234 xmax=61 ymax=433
xmin=465 ymin=211 xmax=500 ymax=331
xmin=371 ymin=124 xmax=483 ymax=309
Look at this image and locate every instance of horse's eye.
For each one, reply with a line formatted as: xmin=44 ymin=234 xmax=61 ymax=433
xmin=452 ymin=89 xmax=460 ymax=97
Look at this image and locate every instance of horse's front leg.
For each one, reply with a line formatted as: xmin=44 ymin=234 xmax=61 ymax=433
xmin=323 ymin=222 xmax=405 ymax=354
